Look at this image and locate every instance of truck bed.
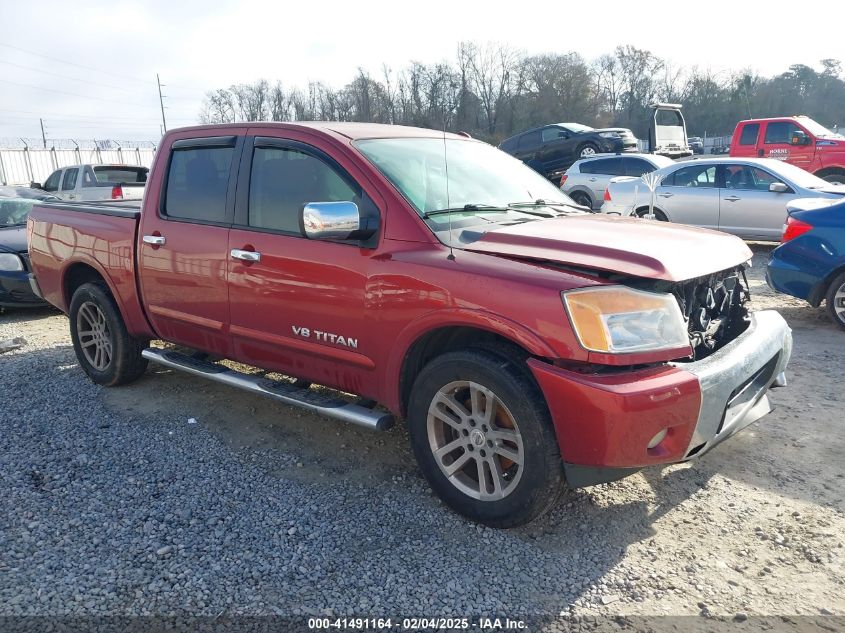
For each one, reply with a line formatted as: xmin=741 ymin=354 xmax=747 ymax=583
xmin=36 ymin=199 xmax=142 ymax=218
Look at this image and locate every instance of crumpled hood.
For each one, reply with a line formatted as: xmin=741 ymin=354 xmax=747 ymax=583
xmin=0 ymin=225 xmax=27 ymax=253
xmin=463 ymin=214 xmax=753 ymax=282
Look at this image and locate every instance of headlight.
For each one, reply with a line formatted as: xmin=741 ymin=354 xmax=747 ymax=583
xmin=0 ymin=253 xmax=24 ymax=272
xmin=599 ymin=132 xmax=620 ymax=139
xmin=562 ymin=286 xmax=690 ymax=354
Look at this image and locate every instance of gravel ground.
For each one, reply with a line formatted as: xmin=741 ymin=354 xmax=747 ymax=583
xmin=1 ymin=243 xmax=843 ymax=629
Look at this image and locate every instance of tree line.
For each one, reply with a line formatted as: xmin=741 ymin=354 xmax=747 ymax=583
xmin=199 ymin=43 xmax=845 ymax=144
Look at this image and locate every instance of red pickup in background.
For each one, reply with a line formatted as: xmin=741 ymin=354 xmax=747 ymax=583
xmin=730 ymin=116 xmax=845 ymax=183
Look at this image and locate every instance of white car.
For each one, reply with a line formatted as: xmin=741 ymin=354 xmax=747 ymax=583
xmin=561 ymin=153 xmax=674 ymax=210
xmin=601 ymin=157 xmax=845 ymax=240
xmin=37 ymin=164 xmax=147 ymax=202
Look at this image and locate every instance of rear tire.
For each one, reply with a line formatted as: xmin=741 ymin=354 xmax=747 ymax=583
xmin=634 ymin=206 xmax=668 ymax=221
xmin=69 ymin=282 xmax=148 ymax=386
xmin=407 ymin=349 xmax=564 ymax=527
xmin=569 ymin=191 xmax=594 ymax=210
xmin=825 ymin=271 xmax=845 ymax=330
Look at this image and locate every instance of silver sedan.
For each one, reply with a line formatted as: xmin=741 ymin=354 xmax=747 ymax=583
xmin=601 ymin=157 xmax=845 ymax=240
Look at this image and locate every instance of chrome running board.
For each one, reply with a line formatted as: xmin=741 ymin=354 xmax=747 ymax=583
xmin=141 ymin=348 xmax=394 ymax=431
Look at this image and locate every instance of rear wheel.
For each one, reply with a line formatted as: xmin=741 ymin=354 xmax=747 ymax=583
xmin=69 ymin=282 xmax=148 ymax=386
xmin=569 ymin=191 xmax=593 ymax=209
xmin=578 ymin=143 xmax=599 ymax=158
xmin=634 ymin=206 xmax=668 ymax=221
xmin=825 ymin=272 xmax=845 ymax=330
xmin=408 ymin=349 xmax=564 ymax=527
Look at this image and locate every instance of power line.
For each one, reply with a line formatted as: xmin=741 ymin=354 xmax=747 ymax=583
xmin=0 ymin=78 xmax=161 ymax=108
xmin=0 ymin=59 xmax=151 ymax=95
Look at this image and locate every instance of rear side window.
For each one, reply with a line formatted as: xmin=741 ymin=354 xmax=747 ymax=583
xmin=499 ymin=137 xmax=517 ymax=153
xmin=164 ymin=147 xmax=234 ymax=222
xmin=248 ymin=147 xmax=359 ymax=234
xmin=764 ymin=122 xmax=800 ymax=144
xmin=667 ymin=164 xmax=717 ymax=188
xmin=61 ymin=168 xmax=78 ymax=191
xmin=739 ymin=123 xmax=760 ymax=146
xmin=43 ymin=170 xmax=61 ymax=192
xmin=580 ymin=157 xmax=624 ymax=175
xmin=518 ymin=131 xmax=541 ymax=150
xmin=624 ymin=157 xmax=655 ymax=177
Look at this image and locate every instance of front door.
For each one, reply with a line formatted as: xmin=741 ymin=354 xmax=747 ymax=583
xmin=226 ymin=133 xmax=383 ymax=398
xmin=137 ymin=132 xmax=245 ymax=356
xmin=759 ymin=121 xmax=814 ymax=169
xmin=719 ymin=164 xmax=792 ymax=240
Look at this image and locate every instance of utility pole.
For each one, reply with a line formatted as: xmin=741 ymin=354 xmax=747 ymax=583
xmin=40 ymin=118 xmax=46 ymax=148
xmin=157 ymin=73 xmax=167 ymax=133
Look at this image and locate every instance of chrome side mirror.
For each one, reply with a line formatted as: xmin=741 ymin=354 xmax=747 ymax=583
xmin=769 ymin=182 xmax=789 ymax=193
xmin=301 ymin=201 xmax=376 ymax=241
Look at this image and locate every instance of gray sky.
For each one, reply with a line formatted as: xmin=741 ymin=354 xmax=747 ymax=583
xmin=1 ymin=0 xmax=840 ymax=141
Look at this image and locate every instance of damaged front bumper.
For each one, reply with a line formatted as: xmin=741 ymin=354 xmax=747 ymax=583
xmin=529 ymin=310 xmax=792 ymax=487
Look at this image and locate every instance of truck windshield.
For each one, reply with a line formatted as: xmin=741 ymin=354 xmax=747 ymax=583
xmin=355 ymin=137 xmax=573 ymax=218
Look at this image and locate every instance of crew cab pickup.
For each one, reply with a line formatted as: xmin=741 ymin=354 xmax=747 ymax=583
xmin=730 ymin=116 xmax=845 ymax=183
xmin=27 ymin=122 xmax=793 ymax=527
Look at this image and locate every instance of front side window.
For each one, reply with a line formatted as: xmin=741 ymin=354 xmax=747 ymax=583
xmin=739 ymin=123 xmax=760 ymax=146
xmin=541 ymin=127 xmax=567 ymax=142
xmin=667 ymin=164 xmax=717 ymax=188
xmin=724 ymin=166 xmax=782 ymax=191
xmin=764 ymin=121 xmax=800 ymax=144
xmin=164 ymin=146 xmax=233 ymax=222
xmin=43 ymin=170 xmax=61 ymax=192
xmin=248 ymin=147 xmax=358 ymax=234
xmin=61 ymin=168 xmax=78 ymax=191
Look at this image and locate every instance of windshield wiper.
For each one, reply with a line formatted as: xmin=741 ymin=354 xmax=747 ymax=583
xmin=422 ymin=204 xmax=511 ymax=219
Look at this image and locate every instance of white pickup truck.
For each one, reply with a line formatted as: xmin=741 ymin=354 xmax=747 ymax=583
xmin=35 ymin=164 xmax=147 ymax=202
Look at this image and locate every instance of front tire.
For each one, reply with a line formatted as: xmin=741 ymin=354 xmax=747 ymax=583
xmin=578 ymin=143 xmax=599 ymax=158
xmin=819 ymin=170 xmax=845 ymax=185
xmin=69 ymin=282 xmax=148 ymax=386
xmin=825 ymin=271 xmax=845 ymax=330
xmin=407 ymin=349 xmax=564 ymax=527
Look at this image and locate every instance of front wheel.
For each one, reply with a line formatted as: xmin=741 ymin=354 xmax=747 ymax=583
xmin=825 ymin=272 xmax=845 ymax=330
xmin=408 ymin=349 xmax=564 ymax=527
xmin=820 ymin=170 xmax=845 ymax=185
xmin=634 ymin=207 xmax=668 ymax=221
xmin=69 ymin=282 xmax=148 ymax=386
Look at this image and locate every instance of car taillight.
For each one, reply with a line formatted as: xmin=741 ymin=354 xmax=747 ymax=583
xmin=603 ymin=189 xmax=612 ymax=201
xmin=782 ymin=216 xmax=812 ymax=242
xmin=111 ymin=185 xmax=124 ymax=200
xmin=559 ymin=174 xmax=568 ymax=187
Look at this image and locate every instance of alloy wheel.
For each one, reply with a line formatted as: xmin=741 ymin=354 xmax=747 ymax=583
xmin=76 ymin=301 xmax=113 ymax=371
xmin=834 ymin=282 xmax=845 ymax=324
xmin=427 ymin=380 xmax=524 ymax=501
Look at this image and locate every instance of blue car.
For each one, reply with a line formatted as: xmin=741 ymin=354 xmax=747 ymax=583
xmin=766 ymin=197 xmax=845 ymax=329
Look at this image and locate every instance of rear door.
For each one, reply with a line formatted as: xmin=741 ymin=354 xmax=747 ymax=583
xmin=760 ymin=120 xmax=814 ymax=169
xmin=136 ymin=131 xmax=246 ymax=356
xmin=732 ymin=123 xmax=760 ymax=157
xmin=580 ymin=157 xmax=624 ymax=204
xmin=718 ymin=164 xmax=793 ymax=239
xmin=226 ymin=132 xmax=383 ymax=396
xmin=657 ymin=163 xmax=720 ymax=229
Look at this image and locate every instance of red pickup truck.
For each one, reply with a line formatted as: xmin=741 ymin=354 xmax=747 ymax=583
xmin=27 ymin=122 xmax=793 ymax=526
xmin=730 ymin=116 xmax=845 ymax=183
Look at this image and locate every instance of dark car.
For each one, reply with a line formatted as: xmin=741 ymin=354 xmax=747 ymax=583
xmin=0 ymin=187 xmax=55 ymax=308
xmin=499 ymin=123 xmax=638 ymax=181
xmin=766 ymin=197 xmax=845 ymax=329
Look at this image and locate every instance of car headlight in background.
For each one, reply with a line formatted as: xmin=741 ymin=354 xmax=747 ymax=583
xmin=0 ymin=253 xmax=24 ymax=272
xmin=598 ymin=132 xmax=620 ymax=139
xmin=562 ymin=286 xmax=690 ymax=354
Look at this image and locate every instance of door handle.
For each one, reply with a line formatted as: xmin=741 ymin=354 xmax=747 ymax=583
xmin=658 ymin=192 xmax=674 ymax=198
xmin=588 ymin=177 xmax=597 ymax=182
xmin=724 ymin=196 xmax=741 ymax=202
xmin=231 ymin=249 xmax=261 ymax=263
xmin=142 ymin=235 xmax=166 ymax=246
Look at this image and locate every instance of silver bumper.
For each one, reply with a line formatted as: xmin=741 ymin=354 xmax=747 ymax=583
xmin=671 ymin=310 xmax=792 ymax=459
